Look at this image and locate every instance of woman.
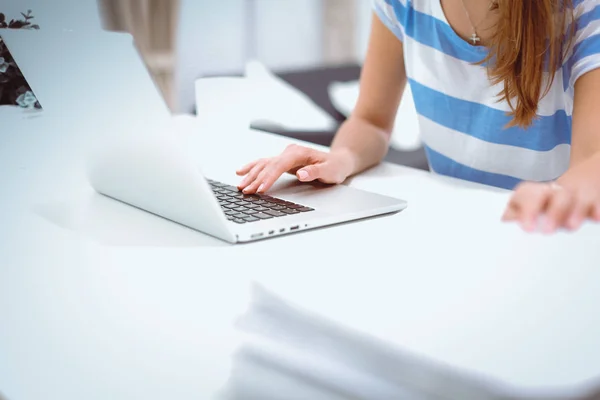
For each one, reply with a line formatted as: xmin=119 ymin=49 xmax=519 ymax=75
xmin=237 ymin=0 xmax=600 ymax=234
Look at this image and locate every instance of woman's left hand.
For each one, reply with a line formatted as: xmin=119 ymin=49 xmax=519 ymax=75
xmin=502 ymin=155 xmax=600 ymax=233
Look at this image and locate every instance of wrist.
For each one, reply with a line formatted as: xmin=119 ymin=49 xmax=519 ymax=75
xmin=557 ymin=151 xmax=600 ymax=186
xmin=330 ymin=147 xmax=359 ymax=178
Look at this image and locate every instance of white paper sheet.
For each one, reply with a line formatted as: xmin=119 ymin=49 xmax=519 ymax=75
xmin=194 ymin=61 xmax=337 ymax=135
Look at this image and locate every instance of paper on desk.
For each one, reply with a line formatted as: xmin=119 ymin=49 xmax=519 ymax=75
xmin=194 ymin=61 xmax=337 ymax=135
xmin=245 ymin=61 xmax=337 ymax=132
xmin=328 ymin=80 xmax=422 ymax=151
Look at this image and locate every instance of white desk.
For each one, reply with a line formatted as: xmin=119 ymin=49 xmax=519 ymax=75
xmin=2 ymin=111 xmax=600 ymax=400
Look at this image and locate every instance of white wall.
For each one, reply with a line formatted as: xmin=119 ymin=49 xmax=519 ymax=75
xmin=2 ymin=0 xmax=376 ymax=114
xmin=254 ymin=0 xmax=322 ymax=71
xmin=355 ymin=0 xmax=374 ymax=61
xmin=0 ymin=0 xmax=103 ymax=32
xmin=175 ymin=0 xmax=326 ymax=114
xmin=175 ymin=0 xmax=247 ymax=114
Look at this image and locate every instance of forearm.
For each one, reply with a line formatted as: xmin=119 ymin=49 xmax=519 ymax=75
xmin=329 ymin=115 xmax=391 ymax=176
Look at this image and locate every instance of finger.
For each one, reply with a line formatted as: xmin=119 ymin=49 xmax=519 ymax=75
xmin=238 ymin=163 xmax=265 ymax=191
xmin=501 ymin=205 xmax=518 ymax=221
xmin=594 ymin=203 xmax=600 ymax=222
xmin=565 ymin=199 xmax=591 ymax=231
xmin=236 ymin=159 xmax=260 ymax=176
xmin=283 ymin=144 xmax=327 ymax=167
xmin=564 ymin=193 xmax=594 ymax=231
xmin=506 ymin=183 xmax=551 ymax=231
xmin=300 ymin=162 xmax=346 ymax=184
xmin=254 ymin=157 xmax=312 ymax=193
xmin=257 ymin=146 xmax=327 ymax=191
xmin=543 ymin=189 xmax=574 ymax=233
xmin=255 ymin=163 xmax=287 ymax=193
xmin=296 ymin=164 xmax=321 ymax=182
xmin=252 ymin=165 xmax=281 ymax=194
xmin=242 ymin=173 xmax=264 ymax=194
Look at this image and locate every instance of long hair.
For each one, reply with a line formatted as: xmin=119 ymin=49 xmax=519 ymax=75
xmin=482 ymin=0 xmax=575 ymax=128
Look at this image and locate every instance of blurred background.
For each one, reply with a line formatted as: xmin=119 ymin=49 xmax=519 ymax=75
xmin=96 ymin=0 xmax=374 ymax=115
xmin=0 ymin=0 xmax=426 ymax=168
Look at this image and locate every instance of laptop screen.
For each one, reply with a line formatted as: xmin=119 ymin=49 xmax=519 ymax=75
xmin=0 ymin=9 xmax=43 ymax=114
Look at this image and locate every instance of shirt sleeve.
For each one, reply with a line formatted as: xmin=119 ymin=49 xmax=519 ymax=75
xmin=372 ymin=0 xmax=405 ymax=42
xmin=566 ymin=0 xmax=600 ymax=88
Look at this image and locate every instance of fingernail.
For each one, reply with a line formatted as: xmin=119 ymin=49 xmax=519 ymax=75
xmin=298 ymin=170 xmax=308 ymax=180
xmin=521 ymin=218 xmax=535 ymax=232
xmin=257 ymin=184 xmax=265 ymax=193
xmin=543 ymin=219 xmax=555 ymax=234
xmin=568 ymin=216 xmax=580 ymax=230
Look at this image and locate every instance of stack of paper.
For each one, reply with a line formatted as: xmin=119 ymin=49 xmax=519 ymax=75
xmin=216 ymin=284 xmax=502 ymax=400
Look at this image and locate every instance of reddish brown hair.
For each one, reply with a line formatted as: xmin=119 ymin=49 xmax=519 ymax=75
xmin=482 ymin=0 xmax=575 ymax=128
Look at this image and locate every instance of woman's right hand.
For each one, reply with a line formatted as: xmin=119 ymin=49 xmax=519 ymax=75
xmin=236 ymin=144 xmax=356 ymax=194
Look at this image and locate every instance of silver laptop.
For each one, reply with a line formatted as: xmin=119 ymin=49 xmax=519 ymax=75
xmin=85 ymin=126 xmax=407 ymax=243
xmin=2 ymin=29 xmax=407 ymax=244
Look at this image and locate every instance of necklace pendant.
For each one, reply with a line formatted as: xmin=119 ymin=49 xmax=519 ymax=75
xmin=470 ymin=33 xmax=481 ymax=45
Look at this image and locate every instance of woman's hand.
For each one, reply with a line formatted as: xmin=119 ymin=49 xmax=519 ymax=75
xmin=502 ymin=155 xmax=600 ymax=233
xmin=236 ymin=144 xmax=356 ymax=194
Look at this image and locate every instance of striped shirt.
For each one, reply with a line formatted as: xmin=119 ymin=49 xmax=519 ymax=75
xmin=373 ymin=0 xmax=600 ymax=189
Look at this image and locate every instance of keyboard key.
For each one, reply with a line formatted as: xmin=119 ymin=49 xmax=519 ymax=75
xmin=208 ymin=178 xmax=314 ymax=219
xmin=264 ymin=210 xmax=285 ymax=217
xmin=253 ymin=213 xmax=273 ymax=219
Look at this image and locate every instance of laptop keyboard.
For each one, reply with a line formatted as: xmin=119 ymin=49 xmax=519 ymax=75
xmin=207 ymin=179 xmax=314 ymax=224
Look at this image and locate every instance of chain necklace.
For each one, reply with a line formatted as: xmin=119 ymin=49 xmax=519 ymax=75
xmin=459 ymin=0 xmax=498 ymax=45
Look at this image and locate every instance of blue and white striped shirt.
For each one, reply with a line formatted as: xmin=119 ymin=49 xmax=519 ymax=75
xmin=373 ymin=0 xmax=600 ymax=189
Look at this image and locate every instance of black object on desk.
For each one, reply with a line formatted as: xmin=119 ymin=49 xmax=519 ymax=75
xmin=201 ymin=64 xmax=429 ymax=171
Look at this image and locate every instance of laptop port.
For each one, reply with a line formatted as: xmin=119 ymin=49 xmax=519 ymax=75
xmin=268 ymin=230 xmax=275 ymax=235
xmin=290 ymin=225 xmax=299 ymax=231
xmin=251 ymin=233 xmax=264 ymax=239
xmin=279 ymin=228 xmax=285 ymax=233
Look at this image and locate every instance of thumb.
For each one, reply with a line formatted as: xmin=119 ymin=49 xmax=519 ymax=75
xmin=296 ymin=165 xmax=323 ymax=182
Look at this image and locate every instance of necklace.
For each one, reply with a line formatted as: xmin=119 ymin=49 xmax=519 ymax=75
xmin=459 ymin=0 xmax=497 ymax=45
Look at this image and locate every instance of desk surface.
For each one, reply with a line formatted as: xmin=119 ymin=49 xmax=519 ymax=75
xmin=2 ymin=112 xmax=600 ymax=400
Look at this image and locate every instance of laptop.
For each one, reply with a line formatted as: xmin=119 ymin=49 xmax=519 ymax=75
xmin=2 ymin=29 xmax=407 ymax=244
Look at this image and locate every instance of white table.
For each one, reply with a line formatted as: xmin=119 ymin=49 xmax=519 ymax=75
xmin=2 ymin=110 xmax=600 ymax=400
